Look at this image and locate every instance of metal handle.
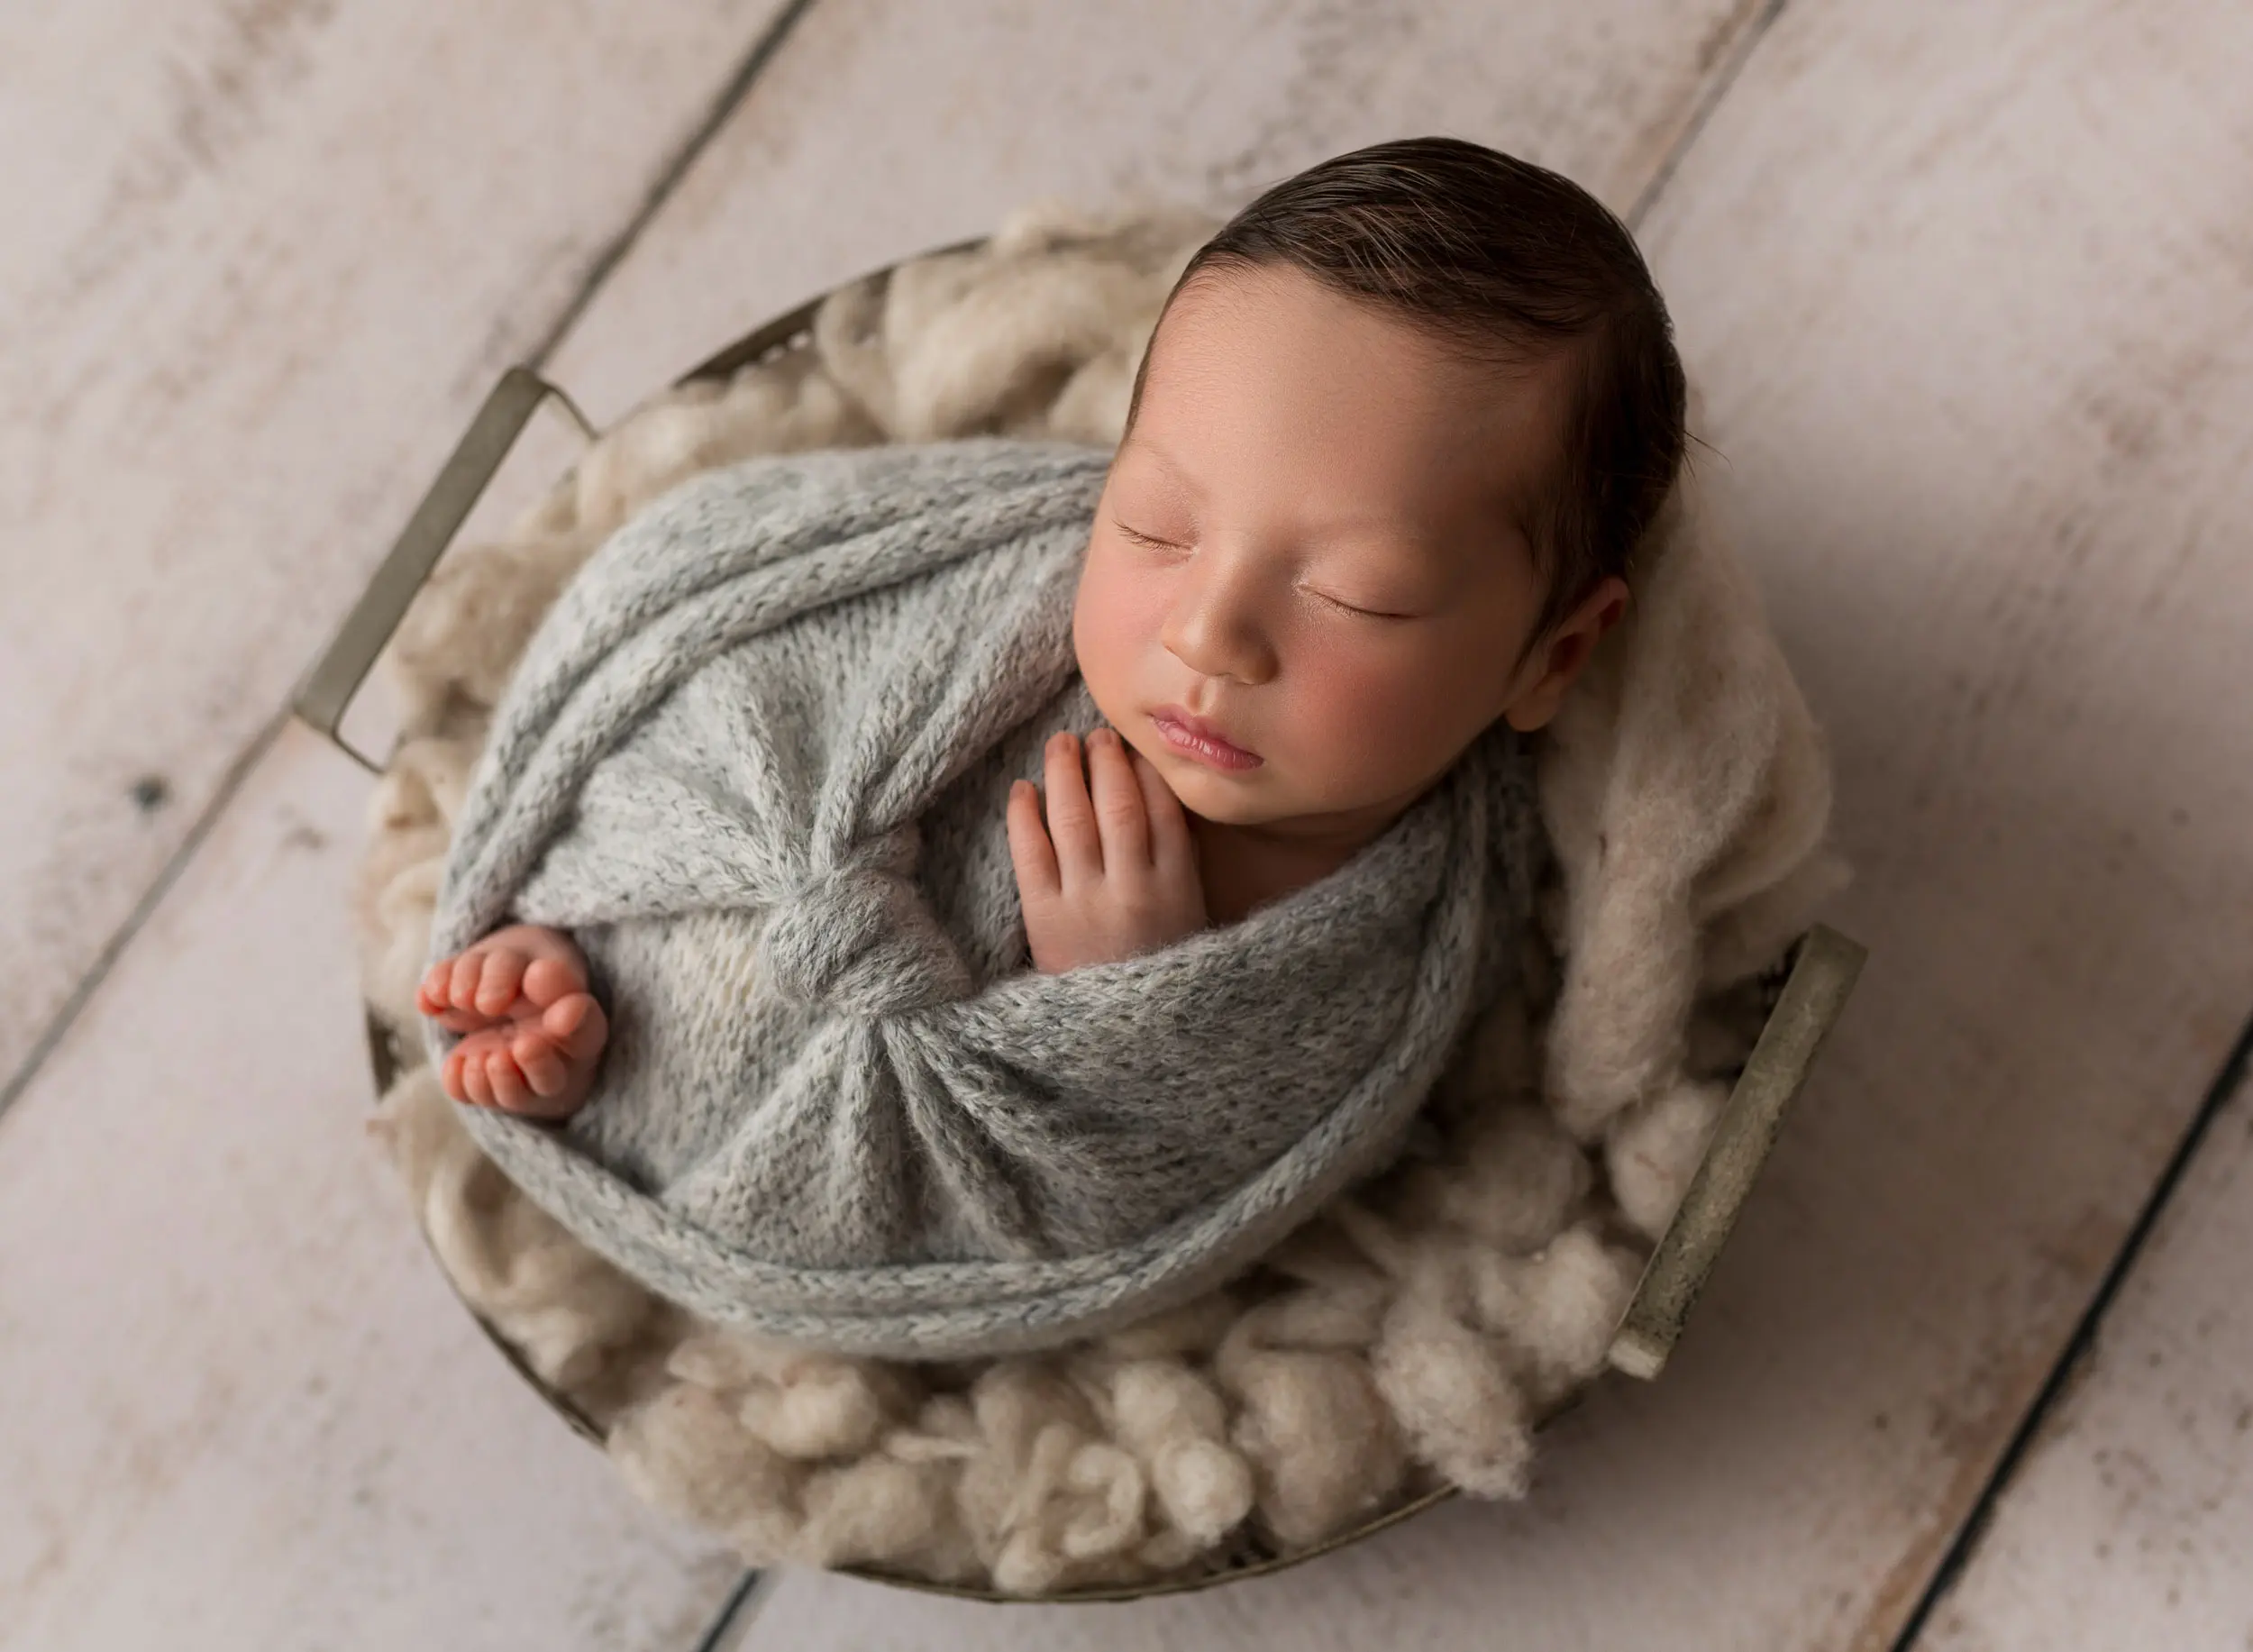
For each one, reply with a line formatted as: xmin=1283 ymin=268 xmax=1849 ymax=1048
xmin=295 ymin=235 xmax=994 ymax=775
xmin=1608 ymin=921 xmax=1867 ymax=1379
xmin=292 ymin=366 xmax=593 ymax=772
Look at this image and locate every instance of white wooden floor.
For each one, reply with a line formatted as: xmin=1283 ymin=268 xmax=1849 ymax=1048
xmin=5 ymin=2 xmax=2248 ymax=1647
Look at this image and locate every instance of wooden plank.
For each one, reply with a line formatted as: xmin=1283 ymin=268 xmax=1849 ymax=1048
xmin=0 ymin=0 xmax=801 ymax=1101
xmin=0 ymin=724 xmax=739 ymax=1649
xmin=1913 ymin=1058 xmax=2253 ymax=1648
xmin=1618 ymin=2 xmax=2253 ymax=1641
xmin=627 ymin=0 xmax=2253 ymax=1647
xmin=538 ymin=0 xmax=1763 ymax=416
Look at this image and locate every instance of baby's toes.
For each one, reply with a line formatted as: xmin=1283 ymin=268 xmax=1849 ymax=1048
xmin=472 ymin=948 xmax=528 ymax=1018
xmin=511 ymin=1027 xmax=572 ymax=1099
xmin=543 ymin=990 xmax=609 ymax=1061
xmin=421 ymin=961 xmax=488 ymax=1032
xmin=419 ymin=959 xmax=459 ymax=1017
xmin=448 ymin=949 xmax=495 ymax=1019
xmin=483 ymin=1047 xmax=533 ymax=1113
xmin=521 ymin=952 xmax=590 ymax=1010
xmin=456 ymin=1043 xmax=497 ymax=1108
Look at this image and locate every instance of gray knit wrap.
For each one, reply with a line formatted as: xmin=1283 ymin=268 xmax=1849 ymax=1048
xmin=423 ymin=439 xmax=1542 ymax=1358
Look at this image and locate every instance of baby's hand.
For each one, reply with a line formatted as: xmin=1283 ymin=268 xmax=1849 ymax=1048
xmin=416 ymin=923 xmax=608 ymax=1120
xmin=1006 ymin=727 xmax=1208 ymax=972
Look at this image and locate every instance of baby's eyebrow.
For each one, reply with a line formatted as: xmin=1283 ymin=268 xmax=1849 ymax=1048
xmin=1298 ymin=519 xmax=1458 ymax=568
xmin=1116 ymin=434 xmax=1205 ymax=501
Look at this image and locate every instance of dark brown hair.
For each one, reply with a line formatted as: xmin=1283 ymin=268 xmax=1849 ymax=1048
xmin=1126 ymin=136 xmax=1688 ymax=649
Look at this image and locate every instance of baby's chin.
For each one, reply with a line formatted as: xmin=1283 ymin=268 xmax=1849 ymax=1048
xmin=1122 ymin=725 xmax=1389 ymax=830
xmin=1131 ymin=744 xmax=1268 ymax=821
xmin=1151 ymin=744 xmax=1453 ymax=837
xmin=1145 ymin=752 xmax=1320 ymax=829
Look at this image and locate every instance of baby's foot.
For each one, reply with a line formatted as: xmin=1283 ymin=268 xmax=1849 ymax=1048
xmin=416 ymin=923 xmax=608 ymax=1120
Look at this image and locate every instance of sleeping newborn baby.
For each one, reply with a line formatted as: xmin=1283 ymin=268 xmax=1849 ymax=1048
xmin=417 ymin=138 xmax=1688 ymax=1212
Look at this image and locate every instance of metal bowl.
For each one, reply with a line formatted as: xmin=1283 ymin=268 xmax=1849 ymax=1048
xmin=300 ymin=240 xmax=1866 ymax=1602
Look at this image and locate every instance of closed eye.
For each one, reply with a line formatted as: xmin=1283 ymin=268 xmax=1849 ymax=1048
xmin=1307 ymin=588 xmax=1418 ymax=621
xmin=1119 ymin=521 xmax=1417 ymax=618
xmin=1115 ymin=522 xmax=1184 ymax=551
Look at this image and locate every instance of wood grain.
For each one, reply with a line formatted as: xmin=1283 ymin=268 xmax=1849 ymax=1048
xmin=1626 ymin=2 xmax=2253 ymax=1640
xmin=0 ymin=0 xmax=798 ymax=1103
xmin=539 ymin=0 xmax=1764 ymax=415
xmin=11 ymin=0 xmax=2246 ymax=1644
xmin=1911 ymin=1063 xmax=2253 ymax=1648
xmin=0 ymin=725 xmax=737 ymax=1650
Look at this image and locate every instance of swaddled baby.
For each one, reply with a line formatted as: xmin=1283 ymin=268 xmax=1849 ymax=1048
xmin=418 ymin=139 xmax=1688 ymax=1292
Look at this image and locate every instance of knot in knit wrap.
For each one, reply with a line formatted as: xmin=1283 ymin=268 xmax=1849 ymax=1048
xmin=423 ymin=439 xmax=1543 ymax=1358
xmin=758 ymin=826 xmax=972 ymax=1018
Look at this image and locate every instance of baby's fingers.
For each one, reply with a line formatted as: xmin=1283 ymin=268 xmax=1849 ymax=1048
xmin=1006 ymin=779 xmax=1061 ymax=900
xmin=1129 ymin=745 xmax=1194 ymax=872
xmin=1085 ymin=728 xmax=1150 ymax=868
xmin=1041 ymin=732 xmax=1101 ymax=883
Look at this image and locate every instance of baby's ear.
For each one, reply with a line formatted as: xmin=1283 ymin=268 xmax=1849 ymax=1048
xmin=1502 ymin=577 xmax=1630 ymax=733
xmin=1581 ymin=579 xmax=1632 ymax=644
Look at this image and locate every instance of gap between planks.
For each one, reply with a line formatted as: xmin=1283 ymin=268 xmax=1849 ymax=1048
xmin=1627 ymin=0 xmax=1792 ymax=231
xmin=0 ymin=0 xmax=824 ymax=1142
xmin=1890 ymin=1010 xmax=2253 ymax=1650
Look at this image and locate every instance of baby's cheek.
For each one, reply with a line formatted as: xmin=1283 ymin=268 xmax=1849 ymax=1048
xmin=1291 ymin=657 xmax=1467 ymax=794
xmin=1072 ymin=554 xmax=1165 ymax=707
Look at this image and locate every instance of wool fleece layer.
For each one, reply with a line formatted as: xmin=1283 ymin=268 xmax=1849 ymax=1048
xmin=424 ymin=438 xmax=1542 ymax=1358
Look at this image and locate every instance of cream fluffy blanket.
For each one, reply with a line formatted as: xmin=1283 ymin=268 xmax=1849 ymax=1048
xmin=355 ymin=205 xmax=1846 ymax=1594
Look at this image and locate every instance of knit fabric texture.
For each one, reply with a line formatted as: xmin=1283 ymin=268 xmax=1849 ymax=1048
xmin=424 ymin=436 xmax=1542 ymax=1359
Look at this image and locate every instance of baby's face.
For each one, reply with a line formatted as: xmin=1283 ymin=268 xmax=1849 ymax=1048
xmin=1073 ymin=262 xmax=1584 ymax=837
